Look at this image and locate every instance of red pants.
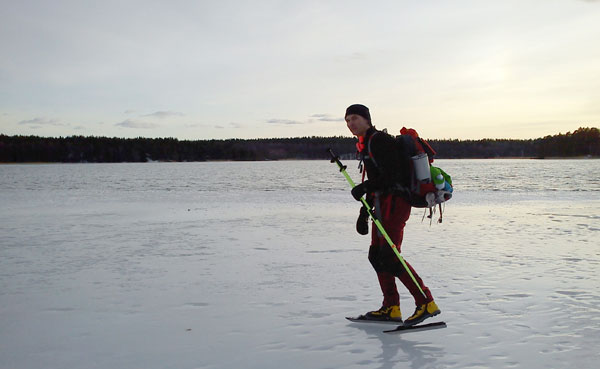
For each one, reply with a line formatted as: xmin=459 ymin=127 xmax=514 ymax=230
xmin=368 ymin=194 xmax=434 ymax=307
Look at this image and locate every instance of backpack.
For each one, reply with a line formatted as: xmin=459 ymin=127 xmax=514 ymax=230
xmin=365 ymin=127 xmax=453 ymax=223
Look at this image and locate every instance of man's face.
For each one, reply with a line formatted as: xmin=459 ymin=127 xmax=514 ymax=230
xmin=345 ymin=114 xmax=370 ymax=136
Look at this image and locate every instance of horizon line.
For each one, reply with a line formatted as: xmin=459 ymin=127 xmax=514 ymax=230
xmin=2 ymin=127 xmax=599 ymax=142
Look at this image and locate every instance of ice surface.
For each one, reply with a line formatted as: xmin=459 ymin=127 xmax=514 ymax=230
xmin=1 ymin=160 xmax=599 ymax=369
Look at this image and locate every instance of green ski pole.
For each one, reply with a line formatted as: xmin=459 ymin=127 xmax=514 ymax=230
xmin=327 ymin=148 xmax=427 ymax=299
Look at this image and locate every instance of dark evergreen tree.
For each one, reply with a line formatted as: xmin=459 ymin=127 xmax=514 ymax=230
xmin=0 ymin=127 xmax=598 ymax=163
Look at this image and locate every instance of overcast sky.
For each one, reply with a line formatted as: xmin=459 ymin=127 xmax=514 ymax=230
xmin=1 ymin=0 xmax=599 ymax=140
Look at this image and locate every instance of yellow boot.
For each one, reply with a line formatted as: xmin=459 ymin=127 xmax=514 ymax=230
xmin=364 ymin=305 xmax=403 ymax=322
xmin=403 ymin=301 xmax=440 ymax=326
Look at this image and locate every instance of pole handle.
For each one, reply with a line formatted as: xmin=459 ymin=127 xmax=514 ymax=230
xmin=327 ymin=148 xmax=346 ymax=172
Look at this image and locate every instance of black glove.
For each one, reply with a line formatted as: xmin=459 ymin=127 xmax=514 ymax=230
xmin=356 ymin=206 xmax=369 ymax=235
xmin=351 ymin=182 xmax=368 ymax=201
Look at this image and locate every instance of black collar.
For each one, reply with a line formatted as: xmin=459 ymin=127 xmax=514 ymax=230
xmin=364 ymin=126 xmax=377 ymax=141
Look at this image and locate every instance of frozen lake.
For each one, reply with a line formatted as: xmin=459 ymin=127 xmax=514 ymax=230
xmin=1 ymin=159 xmax=599 ymax=369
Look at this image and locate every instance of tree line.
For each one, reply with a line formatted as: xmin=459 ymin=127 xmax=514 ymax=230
xmin=0 ymin=127 xmax=598 ymax=163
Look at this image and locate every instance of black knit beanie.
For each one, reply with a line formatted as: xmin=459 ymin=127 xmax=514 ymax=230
xmin=345 ymin=104 xmax=371 ymax=124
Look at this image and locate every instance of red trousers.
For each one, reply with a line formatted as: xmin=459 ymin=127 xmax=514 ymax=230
xmin=368 ymin=194 xmax=434 ymax=307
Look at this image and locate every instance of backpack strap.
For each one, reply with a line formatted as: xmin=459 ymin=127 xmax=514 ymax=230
xmin=418 ymin=137 xmax=436 ymax=163
xmin=367 ymin=131 xmax=379 ymax=168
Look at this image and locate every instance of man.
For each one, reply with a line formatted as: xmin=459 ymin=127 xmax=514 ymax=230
xmin=345 ymin=103 xmax=440 ymax=326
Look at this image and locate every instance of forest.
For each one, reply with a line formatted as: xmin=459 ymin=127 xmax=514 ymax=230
xmin=0 ymin=127 xmax=598 ymax=163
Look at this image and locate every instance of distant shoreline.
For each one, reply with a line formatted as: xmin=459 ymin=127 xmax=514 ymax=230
xmin=2 ymin=156 xmax=598 ymax=165
xmin=2 ymin=127 xmax=598 ymax=162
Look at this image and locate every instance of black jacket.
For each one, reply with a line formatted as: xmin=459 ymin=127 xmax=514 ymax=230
xmin=360 ymin=127 xmax=411 ymax=196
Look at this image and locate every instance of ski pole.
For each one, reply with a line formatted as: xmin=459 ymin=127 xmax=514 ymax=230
xmin=327 ymin=148 xmax=427 ymax=299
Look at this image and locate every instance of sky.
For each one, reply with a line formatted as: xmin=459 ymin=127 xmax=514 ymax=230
xmin=1 ymin=0 xmax=599 ymax=140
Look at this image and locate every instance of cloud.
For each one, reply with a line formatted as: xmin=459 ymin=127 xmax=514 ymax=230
xmin=18 ymin=117 xmax=64 ymax=127
xmin=266 ymin=118 xmax=303 ymax=125
xmin=215 ymin=122 xmax=243 ymax=129
xmin=142 ymin=111 xmax=184 ymax=119
xmin=267 ymin=115 xmax=343 ymax=126
xmin=115 ymin=119 xmax=159 ymax=129
xmin=310 ymin=114 xmax=344 ymax=122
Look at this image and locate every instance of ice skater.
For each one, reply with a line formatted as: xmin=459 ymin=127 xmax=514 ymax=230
xmin=344 ymin=103 xmax=440 ymax=326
